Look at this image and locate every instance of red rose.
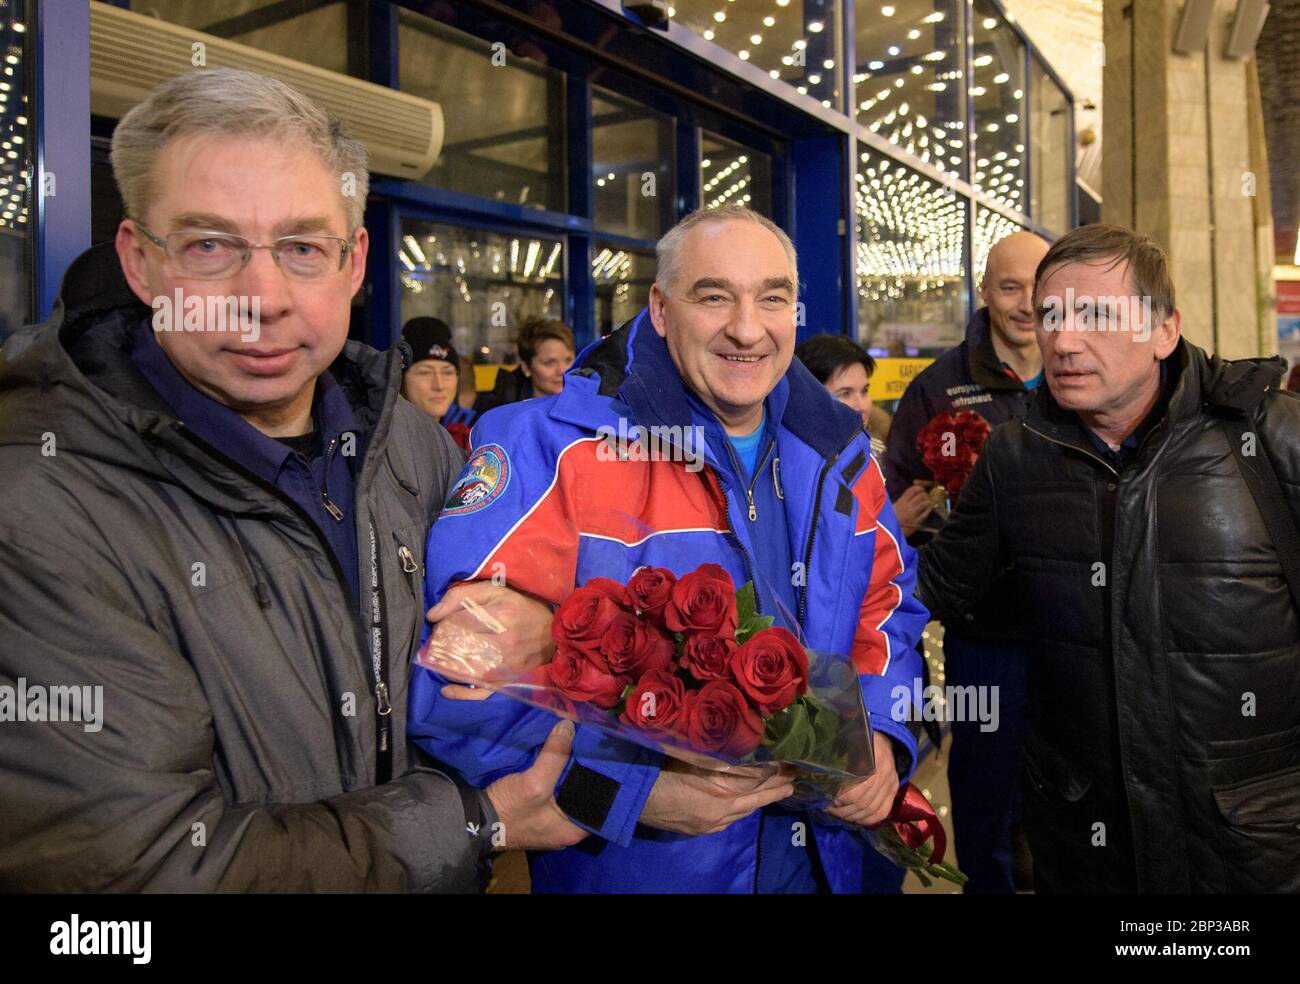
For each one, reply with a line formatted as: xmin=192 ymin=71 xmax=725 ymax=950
xmin=916 ymin=410 xmax=990 ymax=497
xmin=627 ymin=567 xmax=676 ymax=623
xmin=681 ymin=634 xmax=738 ymax=682
xmin=665 ymin=563 xmax=738 ymax=637
xmin=584 ymin=577 xmax=635 ymax=610
xmin=599 ymin=611 xmax=675 ymax=677
xmin=552 ymin=582 xmax=628 ymax=656
xmin=619 ymin=669 xmax=688 ymax=733
xmin=729 ymin=627 xmax=810 ymax=715
xmin=547 ymin=643 xmax=628 ymax=709
xmin=519 ymin=664 xmax=580 ymax=717
xmin=684 ymin=680 xmax=765 ymax=758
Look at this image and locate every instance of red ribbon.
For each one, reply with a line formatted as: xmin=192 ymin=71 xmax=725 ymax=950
xmin=869 ymin=782 xmax=947 ymax=866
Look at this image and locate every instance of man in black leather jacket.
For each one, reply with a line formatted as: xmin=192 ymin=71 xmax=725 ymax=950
xmin=917 ymin=224 xmax=1300 ymax=893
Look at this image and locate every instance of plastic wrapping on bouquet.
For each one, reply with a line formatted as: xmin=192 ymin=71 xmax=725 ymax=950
xmin=417 ymin=561 xmax=877 ymax=809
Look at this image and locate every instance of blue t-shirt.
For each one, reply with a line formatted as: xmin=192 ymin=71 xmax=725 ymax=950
xmin=1000 ymin=360 xmax=1043 ymax=391
xmin=728 ymin=411 xmax=767 ymax=478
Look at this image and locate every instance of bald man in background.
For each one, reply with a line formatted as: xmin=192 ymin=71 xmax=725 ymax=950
xmin=882 ymin=231 xmax=1050 ymax=893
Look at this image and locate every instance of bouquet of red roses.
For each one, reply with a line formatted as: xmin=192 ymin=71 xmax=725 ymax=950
xmin=547 ymin=564 xmax=849 ymax=770
xmin=418 ymin=562 xmax=965 ymax=886
xmin=915 ymin=409 xmax=991 ymax=498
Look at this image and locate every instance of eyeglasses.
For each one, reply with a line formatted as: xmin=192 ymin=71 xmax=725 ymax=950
xmin=131 ymin=219 xmax=354 ymax=281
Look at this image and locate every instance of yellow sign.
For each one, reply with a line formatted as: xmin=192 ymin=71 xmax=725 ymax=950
xmin=870 ymin=358 xmax=934 ymax=402
xmin=474 ymin=365 xmax=504 ymax=392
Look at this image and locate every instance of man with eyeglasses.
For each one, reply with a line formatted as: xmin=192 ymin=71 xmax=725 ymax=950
xmin=0 ymin=68 xmax=581 ymax=892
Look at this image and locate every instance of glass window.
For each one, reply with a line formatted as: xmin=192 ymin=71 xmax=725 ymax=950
xmin=853 ymin=0 xmax=965 ymax=178
xmin=973 ymin=205 xmax=1024 ymax=283
xmin=701 ymin=131 xmax=773 ymax=216
xmin=399 ymin=11 xmax=566 ymax=211
xmin=670 ymin=0 xmax=843 ymax=110
xmin=103 ymin=1 xmax=352 ymax=76
xmin=855 ymin=147 xmax=967 ymax=356
xmin=970 ymin=1 xmax=1026 ymax=213
xmin=0 ymin=3 xmax=31 ymax=334
xmin=594 ymin=243 xmax=654 ymax=336
xmin=592 ymin=88 xmax=675 ymax=240
xmin=398 ymin=218 xmax=565 ymax=365
xmin=1029 ymin=58 xmax=1071 ymax=235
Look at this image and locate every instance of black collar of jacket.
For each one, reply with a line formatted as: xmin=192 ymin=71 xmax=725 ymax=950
xmin=570 ymin=310 xmax=864 ymax=462
xmin=965 ymin=307 xmax=1031 ymax=393
xmin=1024 ymin=338 xmax=1286 ymax=449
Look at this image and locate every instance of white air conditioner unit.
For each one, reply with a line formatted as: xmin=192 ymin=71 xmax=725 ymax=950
xmin=89 ymin=2 xmax=443 ymax=180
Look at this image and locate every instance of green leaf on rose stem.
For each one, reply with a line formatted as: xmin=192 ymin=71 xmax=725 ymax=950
xmin=810 ymin=697 xmax=840 ymax=755
xmin=621 ymin=683 xmax=636 ymax=700
xmin=765 ymin=701 xmax=816 ymax=761
xmin=802 ymin=691 xmax=834 ymax=716
xmin=737 ymin=581 xmax=758 ymax=625
xmin=734 ymin=582 xmax=780 ymax=643
xmin=736 ymin=614 xmax=775 ymax=645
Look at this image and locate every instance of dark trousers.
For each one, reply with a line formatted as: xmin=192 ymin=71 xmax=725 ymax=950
xmin=943 ymin=631 xmax=1029 ymax=894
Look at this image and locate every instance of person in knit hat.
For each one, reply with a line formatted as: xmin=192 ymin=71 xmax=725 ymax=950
xmin=401 ymin=317 xmax=472 ymax=451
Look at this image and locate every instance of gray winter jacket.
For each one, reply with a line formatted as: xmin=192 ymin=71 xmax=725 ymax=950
xmin=0 ymin=243 xmax=476 ymax=891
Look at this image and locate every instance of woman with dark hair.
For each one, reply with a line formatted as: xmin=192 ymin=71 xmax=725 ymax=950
xmin=796 ymin=334 xmax=934 ymax=535
xmin=475 ymin=317 xmax=577 ymax=416
xmin=796 ymin=335 xmax=878 ymax=437
xmin=399 ymin=317 xmax=473 ymax=451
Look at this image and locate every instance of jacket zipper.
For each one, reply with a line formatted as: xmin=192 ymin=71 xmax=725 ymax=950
xmin=704 ymin=456 xmax=767 ymax=889
xmin=398 ymin=543 xmax=419 ymax=574
xmin=393 ymin=534 xmax=424 ymax=718
xmin=710 ymin=465 xmax=761 ymax=614
xmin=721 ymin=435 xmax=778 ymax=893
xmin=1023 ymin=416 xmax=1166 ymax=877
xmin=169 ymin=424 xmax=392 ymax=786
xmin=1021 ymin=421 xmax=1120 ymax=477
xmin=321 ymin=436 xmax=345 ymax=521
xmin=368 ymin=521 xmax=393 ymax=784
xmin=725 ymin=437 xmax=777 ymax=523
